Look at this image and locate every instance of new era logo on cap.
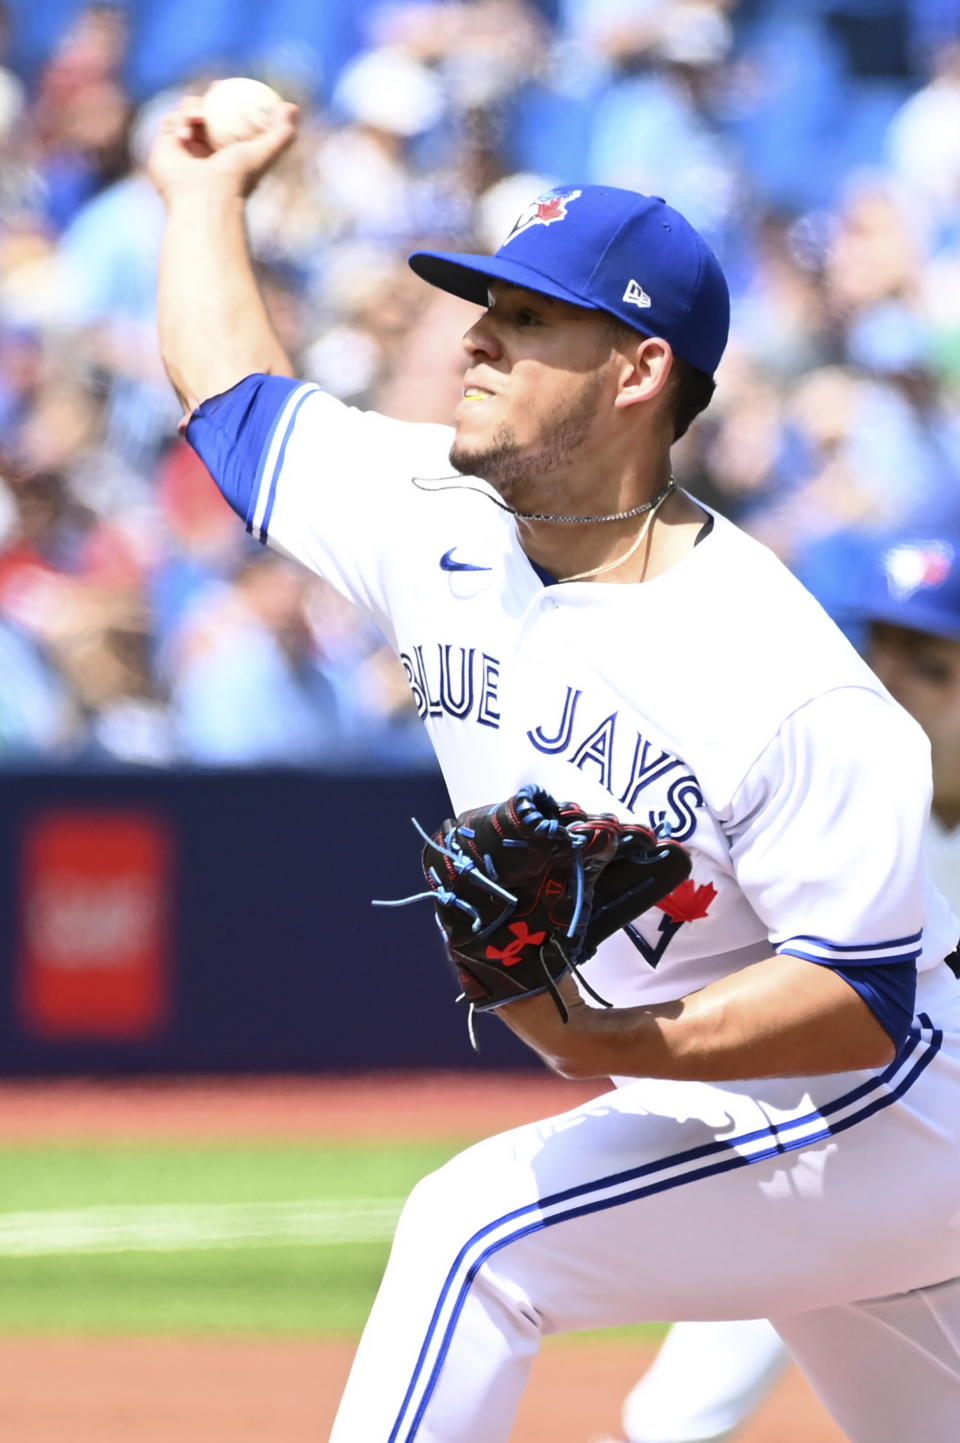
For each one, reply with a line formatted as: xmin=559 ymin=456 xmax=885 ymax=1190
xmin=408 ymin=184 xmax=731 ymax=376
xmin=623 ymin=278 xmax=652 ymax=309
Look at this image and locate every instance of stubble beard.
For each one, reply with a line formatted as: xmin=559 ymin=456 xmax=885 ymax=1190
xmin=448 ymin=373 xmax=606 ymax=515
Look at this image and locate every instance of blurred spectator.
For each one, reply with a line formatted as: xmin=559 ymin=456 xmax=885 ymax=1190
xmin=0 ymin=614 xmax=70 ymax=756
xmin=30 ymin=3 xmax=132 ymax=233
xmin=304 ymin=249 xmax=433 ymax=407
xmin=3 ymin=0 xmax=960 ymax=771
xmin=51 ymin=88 xmax=188 ymax=478
xmin=317 ymin=45 xmax=449 ymax=243
xmin=166 ymin=552 xmax=345 ymax=765
xmin=0 ymin=467 xmax=140 ymax=615
xmin=147 ymin=441 xmax=243 ymax=646
xmin=728 ymin=210 xmax=831 ymax=380
xmin=0 ymin=465 xmax=163 ymax=761
xmin=578 ymin=1 xmax=742 ymax=243
xmin=0 ymin=61 xmax=29 ymax=219
xmin=887 ymin=36 xmax=960 ymax=242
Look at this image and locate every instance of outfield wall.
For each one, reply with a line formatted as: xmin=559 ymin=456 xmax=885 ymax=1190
xmin=0 ymin=769 xmax=537 ymax=1075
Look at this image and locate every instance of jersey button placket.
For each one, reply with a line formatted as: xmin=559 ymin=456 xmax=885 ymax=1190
xmin=510 ymin=590 xmax=571 ymax=739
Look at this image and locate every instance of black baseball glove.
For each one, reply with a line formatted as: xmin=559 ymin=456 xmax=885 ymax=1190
xmin=416 ymin=784 xmax=691 ymax=1042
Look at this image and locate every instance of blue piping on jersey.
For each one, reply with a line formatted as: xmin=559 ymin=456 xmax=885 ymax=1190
xmin=243 ymin=398 xmax=278 ymax=536
xmin=780 ymin=947 xmax=921 ymax=967
xmin=782 ymin=931 xmax=922 ymax=953
xmin=186 ymin=373 xmax=302 ymax=527
xmin=388 ymin=1016 xmax=942 ymax=1443
xmin=254 ymin=386 xmax=317 ymax=543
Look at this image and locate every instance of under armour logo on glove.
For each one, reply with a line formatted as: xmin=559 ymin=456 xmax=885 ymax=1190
xmin=486 ymin=921 xmax=548 ymax=966
xmin=371 ymin=785 xmax=691 ymax=1051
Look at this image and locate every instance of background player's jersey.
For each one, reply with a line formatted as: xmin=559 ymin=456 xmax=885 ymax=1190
xmin=928 ymin=817 xmax=960 ymax=917
xmin=188 ymin=376 xmax=958 ymax=1008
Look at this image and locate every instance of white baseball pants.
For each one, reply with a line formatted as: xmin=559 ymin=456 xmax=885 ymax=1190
xmin=329 ymin=967 xmax=960 ymax=1443
xmin=620 ymin=1318 xmax=788 ymax=1442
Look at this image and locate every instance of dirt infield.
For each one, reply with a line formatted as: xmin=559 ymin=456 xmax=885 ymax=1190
xmin=0 ymin=1072 xmax=604 ymax=1142
xmin=0 ymin=1075 xmax=846 ymax=1443
xmin=0 ymin=1334 xmax=845 ymax=1443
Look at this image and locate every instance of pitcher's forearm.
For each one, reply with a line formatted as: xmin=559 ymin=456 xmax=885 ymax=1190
xmin=498 ymin=954 xmax=896 ymax=1081
xmin=159 ymin=183 xmax=294 ymax=412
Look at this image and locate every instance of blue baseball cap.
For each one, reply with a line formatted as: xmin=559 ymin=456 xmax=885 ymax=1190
xmin=841 ymin=533 xmax=960 ymax=643
xmin=409 ymin=184 xmax=730 ymax=377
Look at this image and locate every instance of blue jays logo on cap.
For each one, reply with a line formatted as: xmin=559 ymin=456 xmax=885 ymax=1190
xmin=883 ymin=542 xmax=953 ymax=601
xmin=408 ymin=183 xmax=730 ymax=376
xmin=503 ymin=188 xmax=582 ymax=244
xmin=839 ymin=531 xmax=960 ymax=644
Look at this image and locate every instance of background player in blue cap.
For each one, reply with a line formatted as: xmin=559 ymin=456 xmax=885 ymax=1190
xmin=855 ymin=532 xmax=960 ymax=914
xmin=149 ymin=98 xmax=960 ymax=1443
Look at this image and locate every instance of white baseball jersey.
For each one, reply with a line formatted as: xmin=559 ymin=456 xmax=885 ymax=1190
xmin=188 ymin=375 xmax=960 ymax=1443
xmin=187 ymin=376 xmax=957 ymax=1016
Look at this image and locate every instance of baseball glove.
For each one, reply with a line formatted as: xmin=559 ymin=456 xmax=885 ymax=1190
xmin=413 ymin=784 xmax=691 ymax=1043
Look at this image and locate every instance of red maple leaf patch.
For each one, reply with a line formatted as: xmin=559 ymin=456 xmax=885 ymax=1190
xmin=656 ymin=879 xmax=717 ymax=924
xmin=535 ymin=197 xmax=567 ymax=223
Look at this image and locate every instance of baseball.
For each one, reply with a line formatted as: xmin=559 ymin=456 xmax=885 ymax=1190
xmin=201 ymin=77 xmax=285 ymax=149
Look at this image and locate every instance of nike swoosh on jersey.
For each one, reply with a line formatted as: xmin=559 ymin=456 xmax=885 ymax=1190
xmin=440 ymin=549 xmax=492 ymax=572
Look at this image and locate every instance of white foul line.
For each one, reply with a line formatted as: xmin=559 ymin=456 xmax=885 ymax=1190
xmin=0 ymin=1199 xmax=405 ymax=1256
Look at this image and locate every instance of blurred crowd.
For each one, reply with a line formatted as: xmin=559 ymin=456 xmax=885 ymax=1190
xmin=2 ymin=0 xmax=960 ymax=766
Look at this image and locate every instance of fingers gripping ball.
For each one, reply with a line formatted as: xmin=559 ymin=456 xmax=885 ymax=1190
xmin=201 ymin=77 xmax=285 ymax=149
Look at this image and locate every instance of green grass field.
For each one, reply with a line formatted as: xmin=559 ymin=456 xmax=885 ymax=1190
xmin=0 ymin=1140 xmax=454 ymax=1336
xmin=0 ymin=1139 xmax=664 ymax=1343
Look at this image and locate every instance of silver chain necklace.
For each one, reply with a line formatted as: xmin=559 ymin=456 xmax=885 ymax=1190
xmin=558 ymin=479 xmax=676 ymax=582
xmin=411 ymin=474 xmax=676 ymax=525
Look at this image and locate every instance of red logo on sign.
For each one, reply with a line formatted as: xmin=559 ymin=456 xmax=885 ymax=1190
xmin=486 ymin=921 xmax=547 ymax=966
xmin=17 ymin=810 xmax=173 ymax=1039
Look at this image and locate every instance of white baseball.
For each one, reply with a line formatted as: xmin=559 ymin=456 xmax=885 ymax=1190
xmin=202 ymin=77 xmax=284 ymax=149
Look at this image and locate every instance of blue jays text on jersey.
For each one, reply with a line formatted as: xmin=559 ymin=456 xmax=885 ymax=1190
xmin=399 ymin=640 xmax=704 ymax=843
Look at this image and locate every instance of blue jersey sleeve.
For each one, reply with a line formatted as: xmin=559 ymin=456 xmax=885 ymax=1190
xmin=185 ymin=374 xmax=310 ymax=540
xmin=820 ymin=958 xmax=917 ymax=1052
xmin=183 ymin=372 xmax=458 ymax=632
